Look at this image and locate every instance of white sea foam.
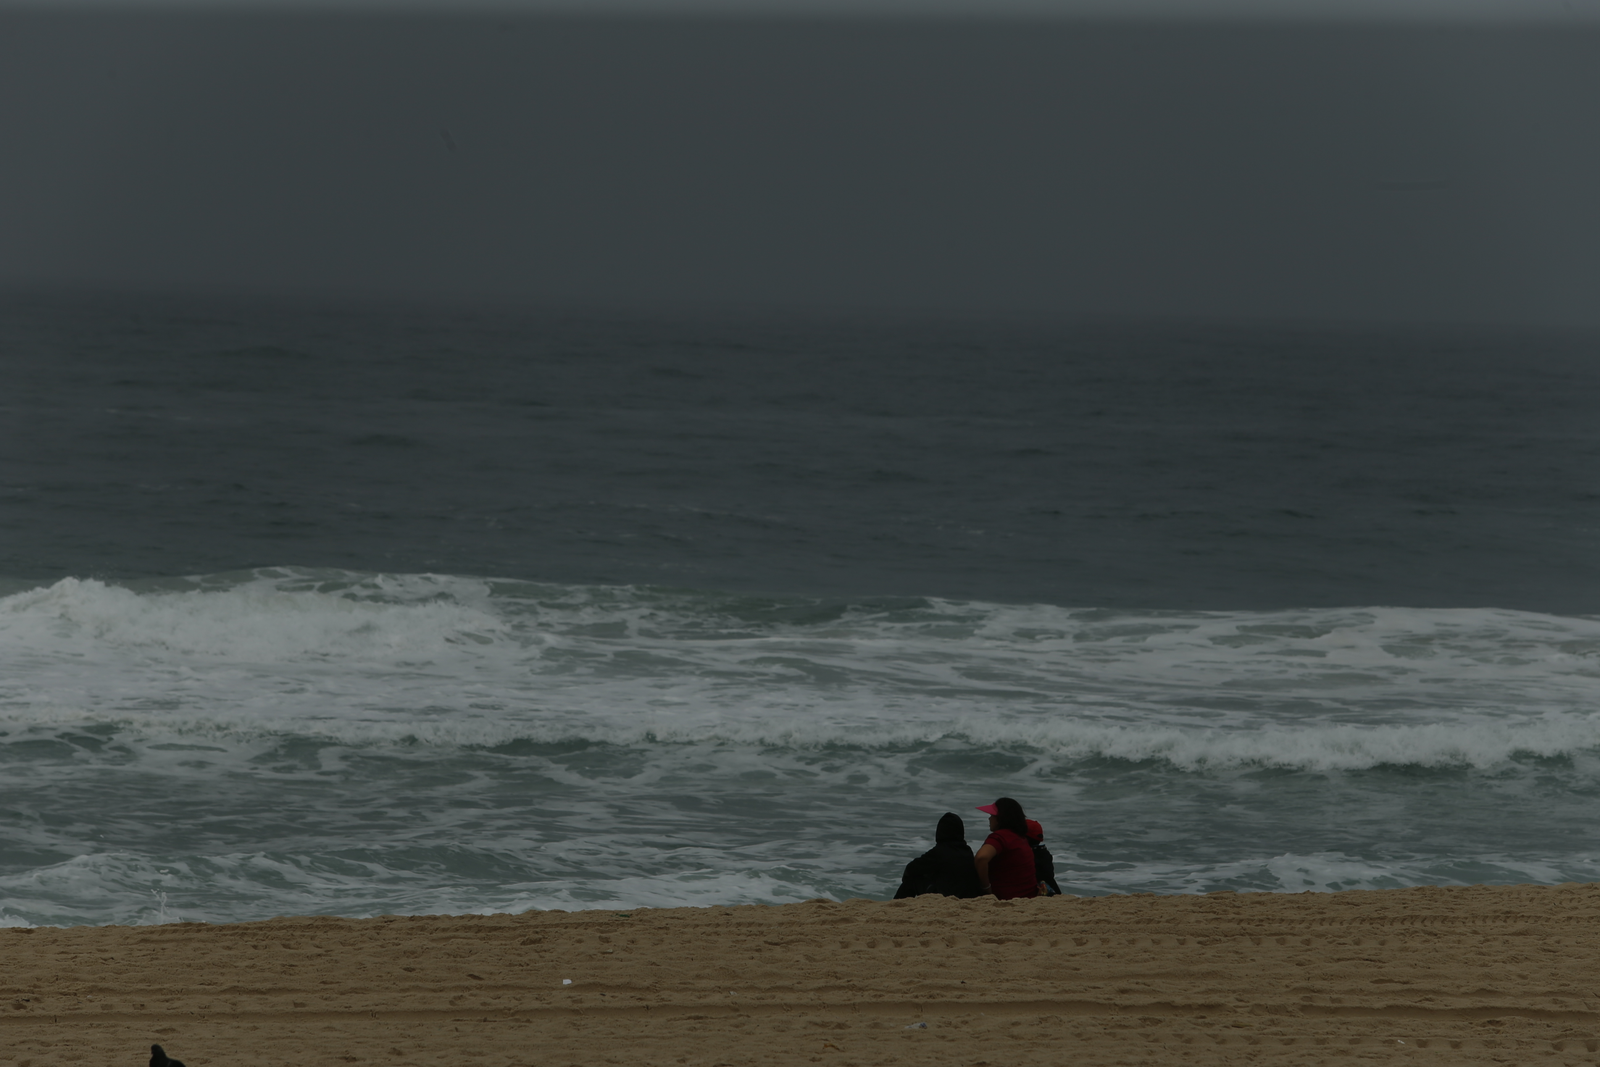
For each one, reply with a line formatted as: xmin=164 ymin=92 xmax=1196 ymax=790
xmin=3 ymin=571 xmax=1600 ymax=770
xmin=0 ymin=574 xmax=510 ymax=662
xmin=7 ymin=570 xmax=1600 ymax=924
xmin=12 ymin=839 xmax=1597 ymax=927
xmin=1056 ymin=850 xmax=1600 ymax=897
xmin=0 ymin=847 xmax=879 ymax=927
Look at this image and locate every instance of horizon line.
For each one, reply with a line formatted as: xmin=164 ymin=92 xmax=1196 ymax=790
xmin=3 ymin=0 xmax=1600 ymax=25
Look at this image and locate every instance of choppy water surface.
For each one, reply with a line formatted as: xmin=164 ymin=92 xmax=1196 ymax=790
xmin=3 ymin=299 xmax=1600 ymax=925
xmin=3 ymin=569 xmax=1599 ymax=926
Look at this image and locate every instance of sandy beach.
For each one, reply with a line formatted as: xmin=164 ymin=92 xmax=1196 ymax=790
xmin=7 ymin=884 xmax=1600 ymax=1066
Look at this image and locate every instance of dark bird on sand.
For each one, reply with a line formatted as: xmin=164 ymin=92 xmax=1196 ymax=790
xmin=150 ymin=1044 xmax=186 ymax=1067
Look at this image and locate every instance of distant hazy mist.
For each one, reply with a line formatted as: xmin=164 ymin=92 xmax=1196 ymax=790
xmin=4 ymin=11 xmax=1600 ymax=325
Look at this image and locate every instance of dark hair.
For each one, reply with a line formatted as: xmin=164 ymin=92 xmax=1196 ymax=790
xmin=935 ymin=812 xmax=966 ymax=844
xmin=992 ymin=797 xmax=1028 ymax=837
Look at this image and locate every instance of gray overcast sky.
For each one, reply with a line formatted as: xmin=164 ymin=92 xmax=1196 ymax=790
xmin=3 ymin=8 xmax=1600 ymax=324
xmin=9 ymin=0 xmax=1600 ymax=19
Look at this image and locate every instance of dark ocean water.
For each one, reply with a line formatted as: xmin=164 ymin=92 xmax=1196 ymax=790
xmin=6 ymin=296 xmax=1599 ymax=610
xmin=2 ymin=295 xmax=1599 ymax=926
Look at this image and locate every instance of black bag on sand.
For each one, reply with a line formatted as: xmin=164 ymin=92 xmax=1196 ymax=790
xmin=1032 ymin=840 xmax=1062 ymax=896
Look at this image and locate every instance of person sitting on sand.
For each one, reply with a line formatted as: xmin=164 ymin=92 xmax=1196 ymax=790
xmin=974 ymin=797 xmax=1038 ymax=900
xmin=894 ymin=812 xmax=984 ymax=899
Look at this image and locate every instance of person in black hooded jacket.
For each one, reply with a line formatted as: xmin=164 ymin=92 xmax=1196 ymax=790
xmin=893 ymin=812 xmax=985 ymax=899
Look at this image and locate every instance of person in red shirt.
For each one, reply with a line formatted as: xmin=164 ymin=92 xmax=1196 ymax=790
xmin=973 ymin=797 xmax=1038 ymax=900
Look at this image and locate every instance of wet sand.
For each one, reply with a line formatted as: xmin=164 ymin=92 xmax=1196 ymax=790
xmin=7 ymin=883 xmax=1600 ymax=1066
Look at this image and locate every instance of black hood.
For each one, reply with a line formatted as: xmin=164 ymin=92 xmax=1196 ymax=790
xmin=935 ymin=812 xmax=966 ymax=844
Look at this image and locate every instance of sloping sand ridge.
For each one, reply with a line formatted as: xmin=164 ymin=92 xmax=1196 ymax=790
xmin=7 ymin=884 xmax=1600 ymax=1066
